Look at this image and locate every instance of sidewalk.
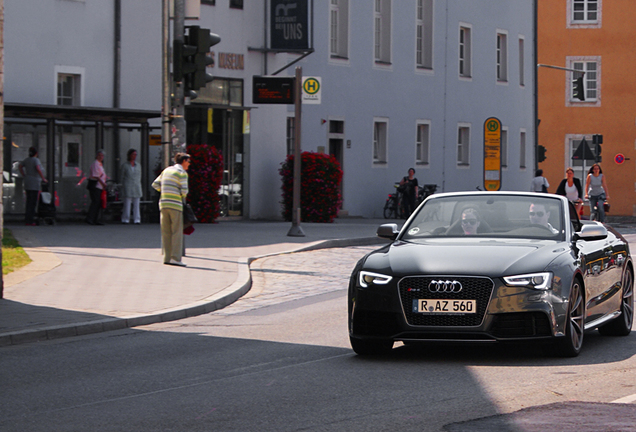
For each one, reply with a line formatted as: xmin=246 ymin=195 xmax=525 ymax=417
xmin=0 ymin=218 xmax=391 ymax=346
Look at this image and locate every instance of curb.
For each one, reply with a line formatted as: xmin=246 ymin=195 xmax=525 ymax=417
xmin=0 ymin=236 xmax=388 ymax=347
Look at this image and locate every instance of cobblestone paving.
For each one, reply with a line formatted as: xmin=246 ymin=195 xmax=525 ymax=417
xmin=214 ymin=246 xmax=379 ymax=315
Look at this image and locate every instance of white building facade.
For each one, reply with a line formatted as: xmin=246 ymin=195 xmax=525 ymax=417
xmin=3 ymin=0 xmax=535 ymax=220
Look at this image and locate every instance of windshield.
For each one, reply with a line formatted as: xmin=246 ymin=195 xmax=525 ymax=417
xmin=402 ymin=194 xmax=565 ymax=241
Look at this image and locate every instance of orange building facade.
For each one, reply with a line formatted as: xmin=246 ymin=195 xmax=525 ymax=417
xmin=538 ymin=0 xmax=636 ymax=216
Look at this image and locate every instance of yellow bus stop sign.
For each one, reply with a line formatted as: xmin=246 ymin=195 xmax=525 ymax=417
xmin=483 ymin=117 xmax=501 ymax=191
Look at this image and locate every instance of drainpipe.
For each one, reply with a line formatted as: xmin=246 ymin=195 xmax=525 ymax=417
xmin=113 ymin=0 xmax=121 ymax=181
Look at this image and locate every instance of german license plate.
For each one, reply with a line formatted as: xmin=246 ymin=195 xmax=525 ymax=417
xmin=413 ymin=299 xmax=476 ymax=314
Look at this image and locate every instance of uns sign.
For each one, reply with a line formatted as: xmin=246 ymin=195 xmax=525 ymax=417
xmin=270 ymin=0 xmax=310 ymax=50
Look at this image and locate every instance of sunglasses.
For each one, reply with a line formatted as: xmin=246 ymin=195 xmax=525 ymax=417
xmin=529 ymin=211 xmax=545 ymax=217
xmin=461 ymin=219 xmax=479 ymax=226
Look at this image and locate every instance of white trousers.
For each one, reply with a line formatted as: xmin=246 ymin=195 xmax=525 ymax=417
xmin=122 ymin=197 xmax=141 ymax=223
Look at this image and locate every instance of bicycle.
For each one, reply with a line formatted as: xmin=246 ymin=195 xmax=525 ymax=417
xmin=383 ymin=183 xmax=407 ymax=219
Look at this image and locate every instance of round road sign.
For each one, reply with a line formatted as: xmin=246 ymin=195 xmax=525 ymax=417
xmin=615 ymin=154 xmax=625 ymax=164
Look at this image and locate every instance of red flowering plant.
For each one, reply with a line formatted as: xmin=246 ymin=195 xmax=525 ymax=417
xmin=280 ymin=151 xmax=343 ymax=223
xmin=186 ymin=144 xmax=223 ymax=223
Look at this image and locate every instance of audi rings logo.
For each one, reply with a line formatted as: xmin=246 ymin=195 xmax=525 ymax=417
xmin=428 ymin=280 xmax=463 ymax=293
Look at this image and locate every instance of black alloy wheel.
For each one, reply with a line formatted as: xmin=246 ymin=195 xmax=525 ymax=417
xmin=555 ymin=278 xmax=585 ymax=357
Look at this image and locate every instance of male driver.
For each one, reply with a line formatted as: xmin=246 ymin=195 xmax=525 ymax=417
xmin=529 ymin=202 xmax=559 ymax=234
xmin=152 ymin=153 xmax=190 ymax=266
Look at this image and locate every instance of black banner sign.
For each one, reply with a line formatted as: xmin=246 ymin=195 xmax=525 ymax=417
xmin=270 ymin=0 xmax=310 ymax=50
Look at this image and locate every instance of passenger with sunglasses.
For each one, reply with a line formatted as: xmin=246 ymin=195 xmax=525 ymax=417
xmin=529 ymin=202 xmax=558 ymax=234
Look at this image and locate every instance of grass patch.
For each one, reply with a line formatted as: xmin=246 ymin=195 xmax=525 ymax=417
xmin=2 ymin=228 xmax=32 ymax=275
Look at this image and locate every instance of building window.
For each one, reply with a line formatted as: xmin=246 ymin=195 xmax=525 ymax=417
xmin=330 ymin=0 xmax=349 ymax=59
xmin=570 ymin=59 xmax=599 ymax=102
xmin=572 ymin=0 xmax=598 ymax=22
xmin=229 ymin=0 xmax=243 ymax=9
xmin=374 ymin=0 xmax=391 ymax=64
xmin=520 ymin=130 xmax=527 ymax=169
xmin=416 ymin=0 xmax=433 ymax=69
xmin=496 ymin=32 xmax=508 ymax=82
xmin=501 ymin=127 xmax=508 ymax=168
xmin=201 ymin=0 xmax=215 ymax=5
xmin=373 ymin=119 xmax=388 ymax=164
xmin=416 ymin=122 xmax=430 ymax=165
xmin=198 ymin=78 xmax=243 ymax=106
xmin=457 ymin=125 xmax=470 ymax=165
xmin=459 ymin=26 xmax=472 ymax=78
xmin=518 ymin=37 xmax=525 ymax=86
xmin=57 ymin=74 xmax=81 ymax=106
xmin=286 ymin=117 xmax=295 ymax=156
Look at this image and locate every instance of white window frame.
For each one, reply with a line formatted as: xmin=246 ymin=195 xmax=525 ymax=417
xmin=415 ymin=0 xmax=433 ymax=70
xmin=519 ymin=129 xmax=527 ymax=169
xmin=568 ymin=0 xmax=601 ymax=28
xmin=496 ymin=31 xmax=508 ymax=83
xmin=457 ymin=124 xmax=470 ymax=166
xmin=567 ymin=56 xmax=600 ymax=106
xmin=518 ymin=36 xmax=525 ymax=87
xmin=501 ymin=127 xmax=508 ymax=169
xmin=459 ymin=24 xmax=472 ymax=79
xmin=373 ymin=118 xmax=389 ymax=165
xmin=330 ymin=0 xmax=349 ymax=60
xmin=415 ymin=120 xmax=430 ymax=165
xmin=54 ymin=65 xmax=85 ymax=106
xmin=374 ymin=0 xmax=392 ymax=65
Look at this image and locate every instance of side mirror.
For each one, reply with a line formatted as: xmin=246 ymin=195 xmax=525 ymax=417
xmin=573 ymin=223 xmax=608 ymax=242
xmin=377 ymin=223 xmax=399 ymax=240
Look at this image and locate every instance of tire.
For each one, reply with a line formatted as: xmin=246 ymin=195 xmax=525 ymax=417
xmin=383 ymin=197 xmax=395 ymax=219
xmin=554 ymin=278 xmax=585 ymax=357
xmin=599 ymin=268 xmax=633 ymax=336
xmin=349 ymin=336 xmax=394 ymax=355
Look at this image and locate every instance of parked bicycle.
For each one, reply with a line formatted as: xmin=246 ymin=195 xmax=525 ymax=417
xmin=417 ymin=184 xmax=438 ymax=204
xmin=383 ymin=183 xmax=406 ymax=219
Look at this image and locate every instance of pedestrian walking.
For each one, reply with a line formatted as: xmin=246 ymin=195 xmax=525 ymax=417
xmin=399 ymin=168 xmax=419 ymax=216
xmin=120 ymin=149 xmax=142 ymax=224
xmin=556 ymin=167 xmax=584 ymax=214
xmin=530 ymin=169 xmax=549 ymax=193
xmin=152 ymin=152 xmax=190 ymax=267
xmin=85 ymin=150 xmax=108 ymax=225
xmin=18 ymin=147 xmax=47 ymax=226
xmin=585 ymin=163 xmax=610 ymax=222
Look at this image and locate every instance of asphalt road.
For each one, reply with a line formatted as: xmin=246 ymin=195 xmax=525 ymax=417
xmin=1 ymin=246 xmax=636 ymax=431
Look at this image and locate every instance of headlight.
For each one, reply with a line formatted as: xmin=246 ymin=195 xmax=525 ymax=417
xmin=503 ymin=272 xmax=552 ymax=290
xmin=359 ymin=271 xmax=392 ymax=288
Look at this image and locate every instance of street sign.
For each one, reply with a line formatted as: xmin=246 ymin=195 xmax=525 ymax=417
xmin=483 ymin=117 xmax=502 ymax=191
xmin=572 ymin=137 xmax=595 ymax=161
xmin=615 ymin=153 xmax=625 ymax=164
xmin=302 ymin=76 xmax=321 ymax=104
xmin=252 ymin=76 xmax=295 ymax=104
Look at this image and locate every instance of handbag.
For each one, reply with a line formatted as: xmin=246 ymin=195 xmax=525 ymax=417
xmin=101 ymin=189 xmax=107 ymax=209
xmin=87 ymin=179 xmax=97 ymax=190
xmin=183 ymin=202 xmax=197 ymax=228
xmin=603 ymin=201 xmax=610 ymax=213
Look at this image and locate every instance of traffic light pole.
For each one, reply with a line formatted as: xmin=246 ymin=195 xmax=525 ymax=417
xmin=287 ymin=67 xmax=305 ymax=237
xmin=172 ymin=0 xmax=187 ymax=156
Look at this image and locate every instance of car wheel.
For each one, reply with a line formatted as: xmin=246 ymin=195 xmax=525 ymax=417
xmin=349 ymin=336 xmax=393 ymax=355
xmin=554 ymin=278 xmax=585 ymax=357
xmin=598 ymin=268 xmax=634 ymax=337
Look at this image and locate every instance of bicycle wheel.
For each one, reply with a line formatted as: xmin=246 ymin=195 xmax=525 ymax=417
xmin=383 ymin=197 xmax=395 ymax=219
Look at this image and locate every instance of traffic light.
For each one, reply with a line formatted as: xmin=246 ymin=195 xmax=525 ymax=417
xmin=538 ymin=145 xmax=547 ymax=163
xmin=572 ymin=76 xmax=585 ymax=101
xmin=187 ymin=26 xmax=220 ymax=91
xmin=593 ymin=134 xmax=603 ymax=162
xmin=173 ymin=38 xmax=197 ymax=84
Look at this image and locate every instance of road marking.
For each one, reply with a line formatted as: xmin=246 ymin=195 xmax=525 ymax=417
xmin=611 ymin=393 xmax=636 ymax=404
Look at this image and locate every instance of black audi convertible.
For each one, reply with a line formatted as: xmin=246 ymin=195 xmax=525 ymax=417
xmin=348 ymin=192 xmax=633 ymax=357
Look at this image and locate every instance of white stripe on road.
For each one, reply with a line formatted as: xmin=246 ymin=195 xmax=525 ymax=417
xmin=611 ymin=393 xmax=636 ymax=404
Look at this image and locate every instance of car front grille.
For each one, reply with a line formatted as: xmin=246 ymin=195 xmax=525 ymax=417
xmin=398 ymin=276 xmax=494 ymax=327
xmin=490 ymin=312 xmax=552 ymax=338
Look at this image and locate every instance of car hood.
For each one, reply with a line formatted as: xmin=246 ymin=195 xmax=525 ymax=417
xmin=364 ymin=238 xmax=565 ymax=277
